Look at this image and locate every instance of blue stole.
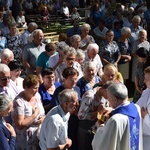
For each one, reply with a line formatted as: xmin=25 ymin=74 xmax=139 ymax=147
xmin=112 ymin=102 xmax=140 ymax=150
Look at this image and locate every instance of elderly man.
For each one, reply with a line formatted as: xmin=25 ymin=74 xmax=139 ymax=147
xmin=21 ymin=22 xmax=38 ymax=46
xmin=0 ymin=48 xmax=14 ymax=65
xmin=130 ymin=15 xmax=143 ymax=43
xmin=92 ymin=82 xmax=143 ymax=150
xmin=0 ymin=63 xmax=10 ymax=93
xmin=22 ymin=29 xmax=45 ymax=75
xmin=84 ymin=43 xmax=103 ymax=76
xmin=39 ymin=89 xmax=79 ymax=150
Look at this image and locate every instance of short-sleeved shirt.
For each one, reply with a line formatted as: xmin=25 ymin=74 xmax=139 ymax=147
xmin=21 ymin=30 xmax=30 ymax=45
xmin=12 ymin=92 xmax=45 ymax=150
xmin=36 ymin=51 xmax=49 ymax=69
xmin=38 ymin=82 xmax=61 ymax=106
xmin=39 ymin=105 xmax=70 ymax=150
xmin=23 ymin=42 xmax=45 ymax=74
xmin=84 ymin=52 xmax=103 ymax=75
xmin=55 ymin=62 xmax=83 ymax=83
xmin=7 ymin=34 xmax=23 ymax=60
xmin=66 ymin=27 xmax=81 ymax=37
xmin=99 ymin=40 xmax=120 ymax=65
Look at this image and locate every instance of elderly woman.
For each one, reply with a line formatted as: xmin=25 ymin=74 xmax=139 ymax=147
xmin=76 ymin=49 xmax=85 ymax=66
xmin=84 ymin=43 xmax=103 ymax=76
xmin=0 ymin=93 xmax=16 ymax=150
xmin=131 ymin=29 xmax=150 ymax=82
xmin=38 ymin=68 xmax=61 ymax=113
xmin=99 ymin=30 xmax=121 ymax=66
xmin=77 ymin=82 xmax=111 ymax=150
xmin=70 ymin=34 xmax=81 ymax=50
xmin=77 ymin=61 xmax=101 ymax=97
xmin=117 ymin=27 xmax=132 ymax=82
xmin=7 ymin=23 xmax=23 ymax=62
xmin=55 ymin=47 xmax=83 ymax=82
xmin=12 ymin=75 xmax=45 ymax=150
xmin=80 ymin=23 xmax=95 ymax=50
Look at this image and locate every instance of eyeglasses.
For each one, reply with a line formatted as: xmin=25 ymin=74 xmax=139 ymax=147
xmin=66 ymin=57 xmax=75 ymax=61
xmin=0 ymin=76 xmax=11 ymax=81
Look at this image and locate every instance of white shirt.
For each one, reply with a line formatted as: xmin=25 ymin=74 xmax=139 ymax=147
xmin=137 ymin=88 xmax=150 ymax=136
xmin=93 ymin=26 xmax=108 ymax=38
xmin=84 ymin=51 xmax=103 ymax=76
xmin=39 ymin=105 xmax=70 ymax=150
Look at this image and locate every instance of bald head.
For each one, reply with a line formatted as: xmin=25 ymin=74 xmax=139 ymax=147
xmin=1 ymin=49 xmax=14 ymax=65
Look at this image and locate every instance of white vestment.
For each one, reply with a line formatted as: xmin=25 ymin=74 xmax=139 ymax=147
xmin=92 ymin=106 xmax=143 ymax=150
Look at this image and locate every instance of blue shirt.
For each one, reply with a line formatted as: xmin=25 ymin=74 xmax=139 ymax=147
xmin=50 ymin=85 xmax=81 ymax=109
xmin=0 ymin=118 xmax=16 ymax=150
xmin=77 ymin=76 xmax=101 ymax=97
xmin=66 ymin=27 xmax=81 ymax=37
xmin=38 ymin=82 xmax=61 ymax=106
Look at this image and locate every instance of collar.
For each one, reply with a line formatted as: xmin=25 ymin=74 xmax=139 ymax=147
xmin=57 ymin=105 xmax=70 ymax=122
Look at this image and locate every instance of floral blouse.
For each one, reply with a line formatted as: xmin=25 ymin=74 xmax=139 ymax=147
xmin=6 ymin=34 xmax=23 ymax=61
xmin=78 ymin=89 xmax=108 ymax=121
xmin=99 ymin=40 xmax=120 ymax=65
xmin=12 ymin=93 xmax=45 ymax=150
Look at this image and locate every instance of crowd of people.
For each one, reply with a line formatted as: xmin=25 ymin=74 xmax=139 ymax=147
xmin=0 ymin=0 xmax=150 ymax=150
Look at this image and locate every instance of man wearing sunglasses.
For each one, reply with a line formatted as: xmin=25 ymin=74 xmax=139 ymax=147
xmin=0 ymin=63 xmax=12 ymax=124
xmin=0 ymin=63 xmax=11 ymax=93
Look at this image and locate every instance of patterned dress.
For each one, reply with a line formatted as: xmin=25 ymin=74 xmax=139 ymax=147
xmin=6 ymin=34 xmax=23 ymax=61
xmin=12 ymin=93 xmax=45 ymax=150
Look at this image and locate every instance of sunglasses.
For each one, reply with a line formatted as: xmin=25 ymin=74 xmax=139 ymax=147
xmin=0 ymin=76 xmax=11 ymax=81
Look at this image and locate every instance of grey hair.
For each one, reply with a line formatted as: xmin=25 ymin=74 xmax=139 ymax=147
xmin=132 ymin=15 xmax=141 ymax=22
xmin=76 ymin=49 xmax=85 ymax=58
xmin=87 ymin=43 xmax=99 ymax=53
xmin=28 ymin=22 xmax=38 ymax=29
xmin=107 ymin=82 xmax=128 ymax=101
xmin=1 ymin=48 xmax=14 ymax=59
xmin=64 ymin=47 xmax=77 ymax=57
xmin=0 ymin=93 xmax=12 ymax=112
xmin=83 ymin=61 xmax=96 ymax=72
xmin=121 ymin=27 xmax=131 ymax=35
xmin=32 ymin=29 xmax=43 ymax=37
xmin=70 ymin=34 xmax=81 ymax=45
xmin=80 ymin=23 xmax=91 ymax=31
xmin=59 ymin=89 xmax=78 ymax=103
xmin=0 ymin=63 xmax=10 ymax=73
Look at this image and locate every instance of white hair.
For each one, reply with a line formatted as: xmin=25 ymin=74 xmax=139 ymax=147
xmin=0 ymin=93 xmax=12 ymax=112
xmin=121 ymin=27 xmax=131 ymax=35
xmin=83 ymin=61 xmax=96 ymax=72
xmin=70 ymin=34 xmax=81 ymax=45
xmin=32 ymin=29 xmax=43 ymax=37
xmin=107 ymin=82 xmax=128 ymax=101
xmin=87 ymin=43 xmax=99 ymax=52
xmin=132 ymin=15 xmax=141 ymax=22
xmin=80 ymin=23 xmax=91 ymax=31
xmin=76 ymin=49 xmax=85 ymax=58
xmin=59 ymin=89 xmax=78 ymax=103
xmin=0 ymin=63 xmax=10 ymax=73
xmin=1 ymin=48 xmax=14 ymax=60
xmin=64 ymin=47 xmax=77 ymax=57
